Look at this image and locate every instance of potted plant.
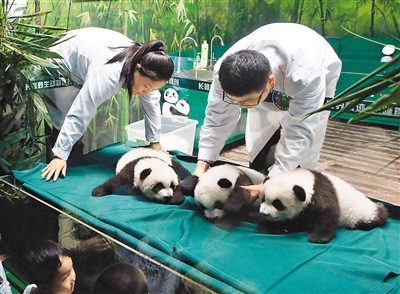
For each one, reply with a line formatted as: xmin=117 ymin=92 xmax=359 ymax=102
xmin=305 ymin=29 xmax=399 ymax=124
xmin=305 ymin=50 xmax=399 ymax=123
xmin=0 ymin=0 xmax=66 ymax=175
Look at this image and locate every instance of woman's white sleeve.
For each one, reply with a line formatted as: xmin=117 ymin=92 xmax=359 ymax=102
xmin=52 ymin=65 xmax=122 ymax=160
xmin=140 ymin=90 xmax=162 ymax=143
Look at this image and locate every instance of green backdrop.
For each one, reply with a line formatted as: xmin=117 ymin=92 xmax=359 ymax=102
xmin=24 ymin=0 xmax=400 ymax=153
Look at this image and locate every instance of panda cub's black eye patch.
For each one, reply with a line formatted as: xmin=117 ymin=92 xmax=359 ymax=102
xmin=214 ymin=200 xmax=224 ymax=210
xmin=218 ymin=178 xmax=232 ymax=188
xmin=152 ymin=183 xmax=164 ymax=193
xmin=272 ymin=199 xmax=285 ymax=211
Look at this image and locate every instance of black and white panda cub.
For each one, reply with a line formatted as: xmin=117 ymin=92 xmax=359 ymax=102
xmin=92 ymin=147 xmax=191 ymax=205
xmin=193 ymin=164 xmax=266 ymax=221
xmin=258 ymin=169 xmax=389 ymax=244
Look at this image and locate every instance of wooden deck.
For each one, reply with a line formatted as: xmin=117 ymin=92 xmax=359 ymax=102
xmin=219 ymin=119 xmax=400 ymax=206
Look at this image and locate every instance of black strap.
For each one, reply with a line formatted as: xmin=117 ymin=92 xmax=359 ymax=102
xmin=175 ymin=155 xmax=242 ymax=167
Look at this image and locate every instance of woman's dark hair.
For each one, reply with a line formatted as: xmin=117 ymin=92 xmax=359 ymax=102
xmin=219 ymin=49 xmax=271 ymax=96
xmin=107 ymin=40 xmax=174 ymax=97
xmin=23 ymin=240 xmax=71 ymax=293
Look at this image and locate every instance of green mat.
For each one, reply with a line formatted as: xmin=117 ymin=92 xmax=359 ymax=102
xmin=12 ymin=143 xmax=400 ymax=293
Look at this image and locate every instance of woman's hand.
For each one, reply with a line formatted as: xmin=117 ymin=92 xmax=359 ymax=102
xmin=149 ymin=142 xmax=169 ymax=154
xmin=41 ymin=158 xmax=67 ymax=181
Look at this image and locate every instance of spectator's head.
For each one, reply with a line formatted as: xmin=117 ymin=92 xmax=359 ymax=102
xmin=93 ymin=263 xmax=148 ymax=294
xmin=24 ymin=240 xmax=76 ymax=294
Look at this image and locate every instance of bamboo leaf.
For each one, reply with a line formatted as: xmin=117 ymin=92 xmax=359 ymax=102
xmin=304 ymin=48 xmax=400 ymax=122
xmin=1 ymin=2 xmax=66 ymax=173
xmin=4 ymin=35 xmax=60 ymax=55
xmin=127 ymin=10 xmax=138 ymax=23
xmin=304 ymin=79 xmax=390 ymax=118
xmin=349 ymin=85 xmax=400 ymax=122
xmin=0 ymin=158 xmax=12 ymax=174
xmin=4 ymin=22 xmax=67 ymax=31
xmin=12 ymin=30 xmax=63 ymax=40
xmin=335 ymin=54 xmax=400 ymax=98
xmin=7 ymin=10 xmax=55 ymax=19
xmin=328 ymin=96 xmax=368 ymax=119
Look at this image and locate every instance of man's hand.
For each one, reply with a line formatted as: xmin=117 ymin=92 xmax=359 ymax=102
xmin=193 ymin=160 xmax=210 ymax=177
xmin=78 ymin=235 xmax=112 ymax=252
xmin=241 ymin=182 xmax=264 ymax=201
xmin=41 ymin=158 xmax=67 ymax=182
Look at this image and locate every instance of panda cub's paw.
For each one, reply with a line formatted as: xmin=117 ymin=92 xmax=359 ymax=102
xmin=180 ymin=175 xmax=199 ymax=196
xmin=307 ymin=232 xmax=335 ymax=244
xmin=170 ymin=187 xmax=186 ymax=205
xmin=92 ymin=185 xmax=108 ymax=197
xmin=257 ymin=219 xmax=298 ymax=235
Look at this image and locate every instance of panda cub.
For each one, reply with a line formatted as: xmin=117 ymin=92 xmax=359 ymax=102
xmin=193 ymin=164 xmax=266 ymax=221
xmin=161 ymin=88 xmax=190 ymax=117
xmin=92 ymin=147 xmax=190 ymax=205
xmin=259 ymin=169 xmax=389 ymax=244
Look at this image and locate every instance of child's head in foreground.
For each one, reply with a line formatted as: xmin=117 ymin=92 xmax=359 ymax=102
xmin=24 ymin=239 xmax=76 ymax=294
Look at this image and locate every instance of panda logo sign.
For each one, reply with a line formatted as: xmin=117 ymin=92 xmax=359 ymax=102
xmin=163 ymin=88 xmax=179 ymax=105
xmin=161 ymin=88 xmax=191 ymax=117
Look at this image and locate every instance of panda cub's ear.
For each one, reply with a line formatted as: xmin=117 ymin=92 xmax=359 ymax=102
xmin=293 ymin=185 xmax=306 ymax=202
xmin=140 ymin=168 xmax=152 ymax=180
xmin=218 ymin=178 xmax=232 ymax=188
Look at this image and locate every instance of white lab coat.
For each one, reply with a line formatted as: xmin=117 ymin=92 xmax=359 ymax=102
xmin=42 ymin=27 xmax=162 ymax=160
xmin=198 ymin=23 xmax=342 ymax=177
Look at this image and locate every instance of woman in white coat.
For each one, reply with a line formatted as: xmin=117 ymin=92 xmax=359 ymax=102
xmin=184 ymin=23 xmax=342 ymax=196
xmin=40 ymin=27 xmax=174 ymax=182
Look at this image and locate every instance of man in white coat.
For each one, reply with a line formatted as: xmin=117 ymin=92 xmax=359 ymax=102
xmin=183 ymin=23 xmax=342 ymax=196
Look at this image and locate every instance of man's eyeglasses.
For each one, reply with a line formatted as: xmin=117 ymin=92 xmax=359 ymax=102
xmin=222 ymin=89 xmax=264 ymax=107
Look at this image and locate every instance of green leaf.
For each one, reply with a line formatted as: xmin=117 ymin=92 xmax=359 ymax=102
xmin=0 ymin=158 xmax=12 ymax=174
xmin=303 ymin=45 xmax=400 ymax=123
xmin=23 ymin=54 xmax=60 ymax=68
xmin=349 ymin=84 xmax=400 ymax=122
xmin=1 ymin=4 xmax=65 ymax=174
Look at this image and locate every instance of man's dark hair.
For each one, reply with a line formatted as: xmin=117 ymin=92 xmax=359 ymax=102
xmin=219 ymin=50 xmax=271 ymax=96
